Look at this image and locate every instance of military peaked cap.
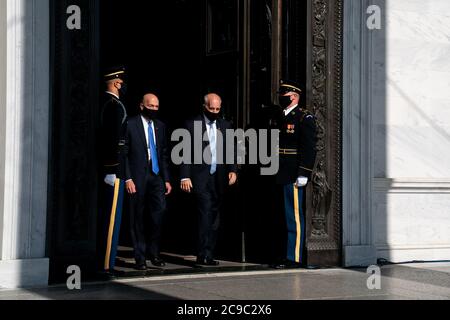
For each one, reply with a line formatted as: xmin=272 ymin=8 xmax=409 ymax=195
xmin=278 ymin=80 xmax=303 ymax=95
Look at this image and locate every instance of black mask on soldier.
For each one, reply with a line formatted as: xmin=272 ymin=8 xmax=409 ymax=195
xmin=204 ymin=110 xmax=220 ymax=122
xmin=279 ymin=95 xmax=293 ymax=109
xmin=141 ymin=108 xmax=158 ymax=120
xmin=118 ymin=82 xmax=128 ymax=97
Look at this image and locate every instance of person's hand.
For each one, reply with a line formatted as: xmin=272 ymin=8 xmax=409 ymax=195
xmin=104 ymin=174 xmax=117 ymax=187
xmin=229 ymin=172 xmax=238 ymax=186
xmin=295 ymin=176 xmax=309 ymax=188
xmin=165 ymin=182 xmax=172 ymax=196
xmin=181 ymin=179 xmax=193 ymax=193
xmin=126 ymin=180 xmax=137 ymax=194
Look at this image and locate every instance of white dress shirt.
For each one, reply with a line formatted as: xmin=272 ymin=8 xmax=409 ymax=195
xmin=205 ymin=115 xmax=218 ymax=174
xmin=204 ymin=115 xmax=217 ymax=142
xmin=181 ymin=116 xmax=217 ymax=182
xmin=284 ymin=104 xmax=298 ymax=116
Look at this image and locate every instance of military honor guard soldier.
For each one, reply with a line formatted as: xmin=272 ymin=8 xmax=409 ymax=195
xmin=97 ymin=66 xmax=129 ymax=275
xmin=272 ymin=80 xmax=318 ymax=269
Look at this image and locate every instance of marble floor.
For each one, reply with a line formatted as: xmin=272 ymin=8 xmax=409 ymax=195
xmin=0 ymin=262 xmax=449 ymax=300
xmin=112 ymin=248 xmax=268 ymax=278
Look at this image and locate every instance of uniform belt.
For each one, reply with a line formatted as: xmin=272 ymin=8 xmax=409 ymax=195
xmin=279 ymin=148 xmax=298 ymax=155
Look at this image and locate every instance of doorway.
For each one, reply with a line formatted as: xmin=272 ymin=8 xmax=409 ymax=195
xmin=99 ymin=0 xmax=248 ymax=271
xmin=48 ymin=0 xmax=343 ymax=283
xmin=100 ymin=0 xmax=242 ymax=123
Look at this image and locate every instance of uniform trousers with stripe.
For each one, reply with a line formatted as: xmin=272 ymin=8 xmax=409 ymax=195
xmin=97 ymin=179 xmax=125 ymax=272
xmin=283 ymin=184 xmax=306 ymax=264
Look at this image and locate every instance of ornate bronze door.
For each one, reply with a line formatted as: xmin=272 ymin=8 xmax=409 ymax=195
xmin=305 ymin=0 xmax=343 ymax=266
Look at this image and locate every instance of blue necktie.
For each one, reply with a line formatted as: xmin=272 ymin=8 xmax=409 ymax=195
xmin=148 ymin=121 xmax=160 ymax=175
xmin=209 ymin=121 xmax=217 ymax=175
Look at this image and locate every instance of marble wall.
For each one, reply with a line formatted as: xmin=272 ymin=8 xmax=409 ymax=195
xmin=375 ymin=0 xmax=450 ymax=262
xmin=373 ymin=183 xmax=450 ymax=261
xmin=344 ymin=0 xmax=450 ymax=266
xmin=378 ymin=0 xmax=450 ymax=178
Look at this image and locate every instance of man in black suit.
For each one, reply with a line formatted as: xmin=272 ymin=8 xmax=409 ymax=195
xmin=180 ymin=93 xmax=238 ymax=266
xmin=125 ymin=93 xmax=172 ymax=270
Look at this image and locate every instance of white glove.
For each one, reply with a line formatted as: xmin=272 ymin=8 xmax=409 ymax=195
xmin=296 ymin=176 xmax=309 ymax=188
xmin=104 ymin=174 xmax=117 ymax=187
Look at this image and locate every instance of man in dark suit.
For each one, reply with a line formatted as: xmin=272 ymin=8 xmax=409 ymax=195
xmin=98 ymin=66 xmax=128 ymax=274
xmin=180 ymin=93 xmax=238 ymax=266
xmin=124 ymin=93 xmax=172 ymax=270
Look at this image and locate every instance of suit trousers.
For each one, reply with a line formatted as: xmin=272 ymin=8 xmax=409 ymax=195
xmin=194 ymin=174 xmax=223 ymax=259
xmin=129 ymin=170 xmax=166 ymax=265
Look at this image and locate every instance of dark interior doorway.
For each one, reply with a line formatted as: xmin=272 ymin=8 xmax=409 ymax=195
xmin=99 ymin=0 xmax=245 ymax=264
xmin=48 ymin=0 xmax=321 ymax=284
xmin=100 ymin=1 xmax=201 ymax=122
xmin=242 ymin=0 xmax=309 ymax=264
xmin=100 ymin=0 xmax=242 ymax=123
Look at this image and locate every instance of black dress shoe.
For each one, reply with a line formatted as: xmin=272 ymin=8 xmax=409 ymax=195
xmin=271 ymin=259 xmax=303 ymax=270
xmin=305 ymin=265 xmax=321 ymax=270
xmin=196 ymin=257 xmax=220 ymax=266
xmin=150 ymin=256 xmax=166 ymax=267
xmin=96 ymin=270 xmax=117 ymax=281
xmin=135 ymin=263 xmax=148 ymax=271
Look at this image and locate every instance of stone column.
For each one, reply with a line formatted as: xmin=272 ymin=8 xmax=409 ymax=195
xmin=342 ymin=0 xmax=379 ymax=267
xmin=0 ymin=0 xmax=6 ymax=261
xmin=0 ymin=0 xmax=50 ymax=288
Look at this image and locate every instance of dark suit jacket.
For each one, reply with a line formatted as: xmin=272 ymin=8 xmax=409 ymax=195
xmin=125 ymin=116 xmax=171 ymax=188
xmin=180 ymin=115 xmax=238 ymax=194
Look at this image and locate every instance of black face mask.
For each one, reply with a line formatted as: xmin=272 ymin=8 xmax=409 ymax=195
xmin=279 ymin=95 xmax=293 ymax=109
xmin=142 ymin=108 xmax=159 ymax=120
xmin=118 ymin=83 xmax=128 ymax=97
xmin=204 ymin=110 xmax=220 ymax=122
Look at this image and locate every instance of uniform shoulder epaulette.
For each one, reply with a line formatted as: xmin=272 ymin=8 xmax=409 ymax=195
xmin=299 ymin=108 xmax=315 ymax=123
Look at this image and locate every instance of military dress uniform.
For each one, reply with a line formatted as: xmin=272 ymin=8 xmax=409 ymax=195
xmin=98 ymin=67 xmax=128 ymax=272
xmin=276 ymin=81 xmax=317 ymax=266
